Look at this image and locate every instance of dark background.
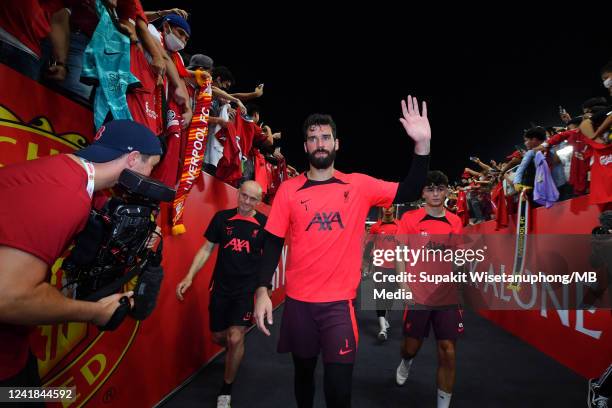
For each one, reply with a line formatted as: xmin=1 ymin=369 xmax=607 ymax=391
xmin=144 ymin=3 xmax=611 ymax=181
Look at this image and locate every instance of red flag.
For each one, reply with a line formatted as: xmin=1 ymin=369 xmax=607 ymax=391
xmin=492 ymin=181 xmax=509 ymax=230
xmin=253 ymin=148 xmax=269 ymax=195
xmin=216 ymin=123 xmax=242 ymax=186
xmin=456 ymin=190 xmax=470 ymax=226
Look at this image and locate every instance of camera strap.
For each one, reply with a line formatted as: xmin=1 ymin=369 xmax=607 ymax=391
xmin=79 ymin=158 xmax=95 ymax=199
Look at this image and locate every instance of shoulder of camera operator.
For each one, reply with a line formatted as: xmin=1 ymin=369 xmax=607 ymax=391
xmin=0 ymin=120 xmax=162 ymax=327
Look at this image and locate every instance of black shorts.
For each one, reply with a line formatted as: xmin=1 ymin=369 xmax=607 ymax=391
xmin=209 ymin=291 xmax=254 ymax=333
xmin=402 ymin=307 xmax=464 ymax=340
xmin=278 ymin=296 xmax=359 ymax=364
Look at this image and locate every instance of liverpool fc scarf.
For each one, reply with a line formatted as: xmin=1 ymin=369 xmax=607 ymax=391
xmin=171 ymin=71 xmax=212 ymax=235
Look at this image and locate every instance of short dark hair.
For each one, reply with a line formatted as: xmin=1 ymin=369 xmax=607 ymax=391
xmin=302 ymin=113 xmax=337 ymax=140
xmin=212 ymin=66 xmax=235 ymax=86
xmin=247 ymin=103 xmax=260 ymax=118
xmin=524 ymin=126 xmax=547 ymax=141
xmin=582 ymin=97 xmax=608 ymax=111
xmin=425 ymin=170 xmax=449 ymax=187
xmin=601 ymin=61 xmax=612 ymax=75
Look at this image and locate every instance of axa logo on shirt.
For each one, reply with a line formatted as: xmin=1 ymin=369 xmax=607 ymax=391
xmin=306 ymin=211 xmax=345 ymax=231
xmin=224 ymin=238 xmax=250 ymax=253
xmin=601 ymin=154 xmax=612 ymax=166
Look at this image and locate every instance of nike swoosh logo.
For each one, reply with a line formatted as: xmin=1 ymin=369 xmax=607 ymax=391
xmin=300 ymin=200 xmax=310 ymax=204
xmin=338 ymin=348 xmax=353 ymax=356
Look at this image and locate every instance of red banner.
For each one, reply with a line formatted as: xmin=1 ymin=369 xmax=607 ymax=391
xmin=467 ymin=196 xmax=612 ymax=378
xmin=0 ymin=64 xmax=286 ymax=408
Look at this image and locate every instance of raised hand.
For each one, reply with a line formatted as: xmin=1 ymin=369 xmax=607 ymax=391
xmin=399 ymin=95 xmax=431 ymax=155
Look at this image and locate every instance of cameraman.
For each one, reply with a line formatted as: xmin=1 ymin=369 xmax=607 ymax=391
xmin=0 ymin=120 xmax=163 ymax=387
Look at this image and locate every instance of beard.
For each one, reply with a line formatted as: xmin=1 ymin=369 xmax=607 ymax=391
xmin=307 ymin=148 xmax=336 ymax=170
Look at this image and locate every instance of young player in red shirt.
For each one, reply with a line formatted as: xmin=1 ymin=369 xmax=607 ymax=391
xmin=395 ymin=170 xmax=463 ymax=408
xmin=254 ymin=96 xmax=431 ymax=407
xmin=368 ymin=205 xmax=399 ymax=341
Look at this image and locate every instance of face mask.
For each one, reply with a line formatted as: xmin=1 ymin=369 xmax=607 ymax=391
xmin=164 ymin=30 xmax=185 ymax=52
xmin=604 ymin=78 xmax=612 ymax=89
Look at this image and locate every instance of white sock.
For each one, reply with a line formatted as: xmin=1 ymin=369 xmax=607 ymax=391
xmin=378 ymin=316 xmax=387 ymax=331
xmin=437 ymin=389 xmax=452 ymax=408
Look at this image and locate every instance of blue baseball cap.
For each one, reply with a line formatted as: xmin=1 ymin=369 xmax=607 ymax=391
xmin=75 ymin=120 xmax=163 ymax=163
xmin=163 ymin=14 xmax=191 ymax=37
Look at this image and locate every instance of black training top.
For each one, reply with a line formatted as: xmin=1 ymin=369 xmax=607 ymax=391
xmin=205 ymin=208 xmax=268 ymax=296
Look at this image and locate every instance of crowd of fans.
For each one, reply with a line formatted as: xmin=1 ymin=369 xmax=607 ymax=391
xmin=1 ymin=2 xmax=610 ymax=217
xmin=0 ymin=0 xmax=297 ymax=204
xmin=440 ymin=64 xmax=612 ymax=226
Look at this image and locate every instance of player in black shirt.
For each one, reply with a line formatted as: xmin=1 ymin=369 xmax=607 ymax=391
xmin=176 ymin=180 xmax=267 ymax=408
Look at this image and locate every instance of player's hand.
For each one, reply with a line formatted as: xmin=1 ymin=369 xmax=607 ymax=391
xmin=254 ymin=83 xmax=264 ymax=97
xmin=93 ymin=291 xmax=134 ymax=326
xmin=254 ymin=287 xmax=273 ymax=336
xmin=176 ymin=278 xmax=192 ymax=301
xmin=399 ymin=95 xmax=431 ymax=148
xmin=400 ymin=283 xmax=415 ymax=305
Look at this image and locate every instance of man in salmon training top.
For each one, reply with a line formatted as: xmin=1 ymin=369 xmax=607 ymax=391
xmin=254 ymin=95 xmax=431 ymax=407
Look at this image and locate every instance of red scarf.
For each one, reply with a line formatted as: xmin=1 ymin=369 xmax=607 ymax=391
xmin=171 ymin=72 xmax=212 ymax=235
